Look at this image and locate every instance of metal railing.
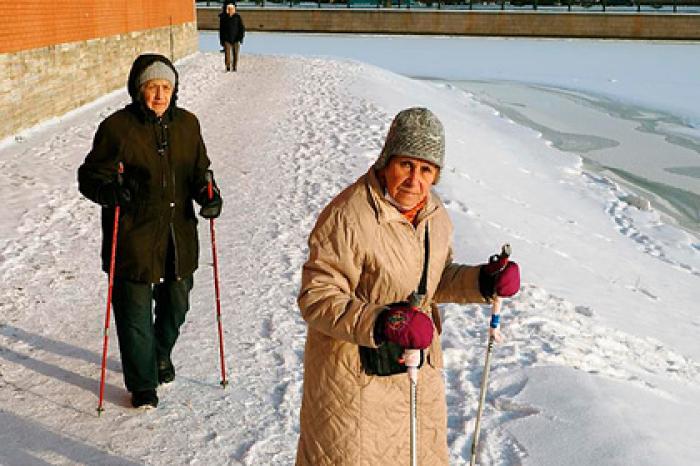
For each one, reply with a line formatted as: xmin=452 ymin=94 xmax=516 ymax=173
xmin=196 ymin=0 xmax=700 ymax=12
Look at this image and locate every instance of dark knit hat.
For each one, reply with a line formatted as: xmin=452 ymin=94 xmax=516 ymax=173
xmin=374 ymin=107 xmax=445 ymax=172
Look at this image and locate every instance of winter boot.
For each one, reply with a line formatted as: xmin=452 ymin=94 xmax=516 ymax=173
xmin=158 ymin=358 xmax=175 ymax=385
xmin=131 ymin=389 xmax=158 ymax=409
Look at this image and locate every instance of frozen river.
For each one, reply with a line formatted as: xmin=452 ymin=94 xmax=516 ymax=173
xmin=199 ymin=32 xmax=700 ymax=234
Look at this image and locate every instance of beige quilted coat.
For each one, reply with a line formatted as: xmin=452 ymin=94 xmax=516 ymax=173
xmin=296 ymin=169 xmax=486 ymax=466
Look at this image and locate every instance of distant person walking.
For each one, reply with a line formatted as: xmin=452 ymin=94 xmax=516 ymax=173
xmin=219 ymin=2 xmax=246 ymax=72
xmin=78 ymin=53 xmax=223 ymax=409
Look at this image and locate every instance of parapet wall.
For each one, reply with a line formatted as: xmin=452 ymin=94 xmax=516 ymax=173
xmin=198 ymin=8 xmax=700 ymax=40
xmin=0 ymin=1 xmax=198 ymax=141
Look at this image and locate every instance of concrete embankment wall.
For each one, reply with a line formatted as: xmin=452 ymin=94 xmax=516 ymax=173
xmin=0 ymin=1 xmax=199 ymax=141
xmin=198 ymin=8 xmax=700 ymax=40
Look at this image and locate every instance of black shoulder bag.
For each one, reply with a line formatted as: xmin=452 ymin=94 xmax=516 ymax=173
xmin=359 ymin=223 xmax=430 ymax=376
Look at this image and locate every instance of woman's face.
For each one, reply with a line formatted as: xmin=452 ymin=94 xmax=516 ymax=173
xmin=141 ymin=79 xmax=173 ymax=117
xmin=381 ymin=156 xmax=438 ymax=210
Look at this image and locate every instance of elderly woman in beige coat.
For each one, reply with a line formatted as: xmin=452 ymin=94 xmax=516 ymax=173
xmin=296 ymin=107 xmax=520 ymax=465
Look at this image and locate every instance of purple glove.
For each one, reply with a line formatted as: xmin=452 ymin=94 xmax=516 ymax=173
xmin=479 ymin=256 xmax=520 ymax=299
xmin=376 ymin=304 xmax=434 ymax=350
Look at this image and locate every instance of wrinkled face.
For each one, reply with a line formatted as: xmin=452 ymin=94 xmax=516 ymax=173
xmin=141 ymin=79 xmax=173 ymax=117
xmin=227 ymin=4 xmax=236 ymax=14
xmin=380 ymin=156 xmax=438 ymax=210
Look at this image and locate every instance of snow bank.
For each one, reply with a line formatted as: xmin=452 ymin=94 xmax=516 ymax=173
xmin=0 ymin=52 xmax=698 ymax=465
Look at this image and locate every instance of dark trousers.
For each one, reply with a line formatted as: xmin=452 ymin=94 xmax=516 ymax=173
xmin=112 ymin=276 xmax=193 ymax=392
xmin=224 ymin=41 xmax=240 ymax=71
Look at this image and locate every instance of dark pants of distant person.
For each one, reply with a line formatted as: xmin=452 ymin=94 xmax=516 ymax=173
xmin=224 ymin=41 xmax=240 ymax=71
xmin=112 ymin=276 xmax=193 ymax=392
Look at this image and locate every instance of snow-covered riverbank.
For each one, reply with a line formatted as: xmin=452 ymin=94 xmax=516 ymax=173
xmin=0 ymin=52 xmax=698 ymax=465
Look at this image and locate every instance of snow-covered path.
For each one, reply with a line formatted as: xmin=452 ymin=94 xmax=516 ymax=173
xmin=0 ymin=54 xmax=305 ymax=465
xmin=1 ymin=53 xmax=699 ymax=465
xmin=0 ymin=53 xmax=394 ymax=465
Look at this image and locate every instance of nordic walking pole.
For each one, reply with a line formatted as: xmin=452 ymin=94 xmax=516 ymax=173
xmin=97 ymin=162 xmax=124 ymax=416
xmin=404 ymin=347 xmax=420 ymax=466
xmin=469 ymin=297 xmax=501 ymax=465
xmin=206 ymin=170 xmax=228 ymax=388
xmin=404 ymin=292 xmax=424 ymax=466
xmin=470 ymin=244 xmax=510 ymax=465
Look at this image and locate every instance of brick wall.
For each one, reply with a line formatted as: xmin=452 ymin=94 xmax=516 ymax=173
xmin=0 ymin=0 xmax=195 ymax=54
xmin=0 ymin=1 xmax=198 ymax=140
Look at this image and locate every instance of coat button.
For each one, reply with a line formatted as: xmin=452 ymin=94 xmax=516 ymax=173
xmin=170 ymin=202 xmax=175 ymax=207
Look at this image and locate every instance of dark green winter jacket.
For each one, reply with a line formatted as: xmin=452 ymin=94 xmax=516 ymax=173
xmin=78 ymin=54 xmax=211 ymax=283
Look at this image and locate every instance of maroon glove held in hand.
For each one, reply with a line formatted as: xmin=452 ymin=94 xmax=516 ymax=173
xmin=380 ymin=305 xmax=434 ymax=350
xmin=496 ymin=262 xmax=520 ymax=296
xmin=480 ymin=259 xmax=521 ymax=298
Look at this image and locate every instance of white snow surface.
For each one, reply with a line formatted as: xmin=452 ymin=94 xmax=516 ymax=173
xmin=1 ymin=52 xmax=698 ymax=465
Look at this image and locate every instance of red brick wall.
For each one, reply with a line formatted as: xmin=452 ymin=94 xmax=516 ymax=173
xmin=0 ymin=0 xmax=195 ymax=53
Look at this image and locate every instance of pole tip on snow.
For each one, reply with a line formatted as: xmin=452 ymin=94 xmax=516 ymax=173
xmin=220 ymin=379 xmax=229 ymax=389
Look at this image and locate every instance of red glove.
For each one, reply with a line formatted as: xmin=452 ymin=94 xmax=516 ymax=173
xmin=480 ymin=255 xmax=520 ymax=298
xmin=376 ymin=304 xmax=434 ymax=350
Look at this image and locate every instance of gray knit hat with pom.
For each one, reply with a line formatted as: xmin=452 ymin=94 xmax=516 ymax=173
xmin=374 ymin=107 xmax=445 ymax=171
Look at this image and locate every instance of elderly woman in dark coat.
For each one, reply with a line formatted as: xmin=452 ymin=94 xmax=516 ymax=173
xmin=78 ymin=53 xmax=223 ymax=409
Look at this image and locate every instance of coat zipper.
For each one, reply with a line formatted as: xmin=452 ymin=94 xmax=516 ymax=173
xmin=162 ymin=119 xmax=180 ymax=280
xmin=169 ymin=158 xmax=180 ymax=280
xmin=154 ymin=116 xmax=176 ymax=282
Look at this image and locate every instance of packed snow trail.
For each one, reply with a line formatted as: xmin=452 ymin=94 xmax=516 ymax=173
xmin=0 ymin=53 xmax=392 ymax=465
xmin=0 ymin=53 xmax=698 ymax=465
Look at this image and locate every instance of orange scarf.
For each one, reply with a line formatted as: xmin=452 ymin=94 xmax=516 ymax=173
xmin=401 ymin=197 xmax=427 ymax=226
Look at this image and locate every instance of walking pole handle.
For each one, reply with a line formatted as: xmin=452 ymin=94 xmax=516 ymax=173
xmin=486 ymin=244 xmax=509 ymax=342
xmin=403 ymin=349 xmax=420 ymax=383
xmin=206 ymin=170 xmax=214 ymax=200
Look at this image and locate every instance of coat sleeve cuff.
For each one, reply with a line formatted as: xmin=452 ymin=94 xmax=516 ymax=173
xmin=355 ymin=304 xmax=388 ymax=348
